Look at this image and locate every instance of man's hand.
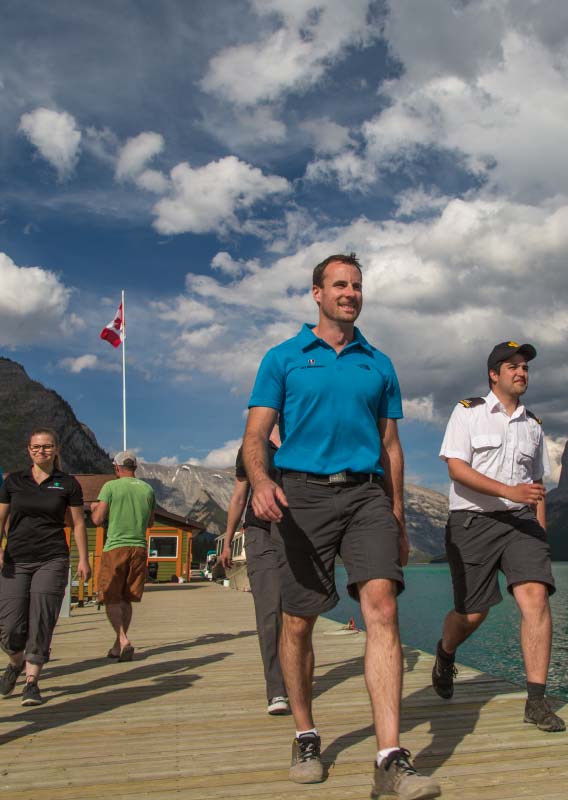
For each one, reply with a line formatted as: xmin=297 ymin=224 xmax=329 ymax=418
xmin=77 ymin=558 xmax=92 ymax=581
xmin=90 ymin=502 xmax=98 ymax=513
xmin=220 ymin=544 xmax=233 ymax=570
xmin=505 ymin=482 xmax=546 ymax=506
xmin=251 ymin=479 xmax=289 ymax=522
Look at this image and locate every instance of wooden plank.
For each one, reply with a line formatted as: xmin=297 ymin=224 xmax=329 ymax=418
xmin=0 ymin=582 xmax=565 ymax=800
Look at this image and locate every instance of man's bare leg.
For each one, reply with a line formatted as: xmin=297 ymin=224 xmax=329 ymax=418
xmin=366 ymin=577 xmax=443 ymax=797
xmin=512 ymin=582 xmax=551 ymax=683
xmin=441 ymin=608 xmax=489 ymax=654
xmin=279 ymin=612 xmax=317 ymax=731
xmin=511 ymin=581 xmax=564 ymax=731
xmin=106 ymin=601 xmax=133 ymax=653
xmin=359 ymin=578 xmax=402 ymax=749
xmin=25 ymin=662 xmax=41 ymax=681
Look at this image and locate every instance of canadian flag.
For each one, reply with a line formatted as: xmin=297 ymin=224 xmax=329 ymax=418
xmin=100 ymin=303 xmax=123 ymax=348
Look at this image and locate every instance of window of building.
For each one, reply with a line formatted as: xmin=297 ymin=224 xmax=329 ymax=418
xmin=148 ymin=536 xmax=178 ymax=559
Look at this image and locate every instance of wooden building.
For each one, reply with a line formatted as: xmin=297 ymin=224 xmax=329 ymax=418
xmin=69 ymin=474 xmax=204 ymax=597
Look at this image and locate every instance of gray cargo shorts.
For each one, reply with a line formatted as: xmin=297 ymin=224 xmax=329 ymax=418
xmin=446 ymin=507 xmax=555 ymax=614
xmin=271 ymin=471 xmax=404 ymax=617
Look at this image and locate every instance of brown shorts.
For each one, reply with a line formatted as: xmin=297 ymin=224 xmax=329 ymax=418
xmin=98 ymin=547 xmax=147 ymax=604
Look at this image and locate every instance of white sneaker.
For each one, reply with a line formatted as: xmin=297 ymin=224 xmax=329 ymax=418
xmin=268 ymin=696 xmax=289 ymax=715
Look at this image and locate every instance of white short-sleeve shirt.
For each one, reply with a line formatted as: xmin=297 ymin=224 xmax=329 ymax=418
xmin=439 ymin=391 xmax=550 ymax=512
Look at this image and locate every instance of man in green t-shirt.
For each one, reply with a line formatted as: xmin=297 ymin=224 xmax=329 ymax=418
xmin=91 ymin=451 xmax=155 ymax=661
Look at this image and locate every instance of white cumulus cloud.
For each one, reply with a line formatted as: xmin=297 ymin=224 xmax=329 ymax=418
xmin=135 ymin=169 xmax=169 ymax=194
xmin=0 ymin=252 xmax=73 ymax=346
xmin=304 ymin=4 xmax=568 ymax=203
xmin=59 ymin=354 xmax=120 ymax=374
xmin=202 ymin=0 xmax=379 ymax=106
xmin=545 ymin=436 xmax=568 ymax=486
xmin=403 ymin=396 xmax=436 ymax=423
xmin=158 ymin=456 xmax=180 ymax=466
xmin=366 ymin=6 xmax=568 ymax=202
xmin=301 ymin=118 xmax=356 ymax=155
xmin=176 ymin=324 xmax=226 ymax=350
xmin=115 ymin=131 xmax=165 ymax=180
xmin=199 ymin=438 xmax=242 ymax=468
xmin=211 ymin=251 xmax=259 ymax=277
xmin=152 ymin=156 xmax=290 ymax=235
xmin=19 ymin=108 xmax=81 ymax=180
xmin=150 ymin=297 xmax=216 ymax=327
xmin=60 ymin=354 xmax=100 ymax=373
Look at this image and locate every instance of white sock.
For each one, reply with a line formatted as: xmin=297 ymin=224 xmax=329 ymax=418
xmin=296 ymin=727 xmax=318 ymax=739
xmin=376 ymin=747 xmax=401 ymax=767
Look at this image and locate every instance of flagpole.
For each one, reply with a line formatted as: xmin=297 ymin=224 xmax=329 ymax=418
xmin=122 ymin=289 xmax=127 ymax=450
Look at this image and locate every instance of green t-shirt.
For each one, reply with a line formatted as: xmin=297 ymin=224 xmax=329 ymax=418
xmin=98 ymin=477 xmax=155 ymax=551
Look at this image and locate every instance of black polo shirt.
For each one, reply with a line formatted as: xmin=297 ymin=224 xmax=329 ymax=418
xmin=0 ymin=469 xmax=83 ymax=563
xmin=235 ymin=442 xmax=277 ymax=532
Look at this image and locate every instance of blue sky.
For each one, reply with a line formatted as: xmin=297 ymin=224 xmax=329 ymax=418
xmin=1 ymin=0 xmax=567 ymax=488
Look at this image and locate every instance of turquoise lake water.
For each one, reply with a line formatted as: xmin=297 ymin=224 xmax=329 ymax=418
xmin=326 ymin=563 xmax=568 ymax=700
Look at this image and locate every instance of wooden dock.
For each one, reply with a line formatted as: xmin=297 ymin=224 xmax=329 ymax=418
xmin=0 ymin=581 xmax=566 ymax=799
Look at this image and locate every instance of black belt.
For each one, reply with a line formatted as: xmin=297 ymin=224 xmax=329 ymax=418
xmin=281 ymin=469 xmax=383 ymax=486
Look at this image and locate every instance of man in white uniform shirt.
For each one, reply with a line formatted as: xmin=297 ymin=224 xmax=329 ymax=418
xmin=432 ymin=341 xmax=565 ymax=732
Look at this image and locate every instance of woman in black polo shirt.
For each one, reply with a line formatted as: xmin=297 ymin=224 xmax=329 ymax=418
xmin=0 ymin=428 xmax=91 ymax=706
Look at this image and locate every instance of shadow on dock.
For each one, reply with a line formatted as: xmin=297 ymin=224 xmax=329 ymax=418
xmin=39 ymin=628 xmax=257 ymax=681
xmin=322 ymin=667 xmax=515 ymax=778
xmin=0 ymin=649 xmax=231 ymax=748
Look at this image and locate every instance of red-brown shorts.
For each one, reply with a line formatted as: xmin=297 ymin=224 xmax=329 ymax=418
xmin=98 ymin=546 xmax=147 ymax=604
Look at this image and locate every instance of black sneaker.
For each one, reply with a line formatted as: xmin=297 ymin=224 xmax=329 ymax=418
xmin=372 ymin=749 xmax=441 ymax=799
xmin=0 ymin=663 xmax=24 ymax=698
xmin=289 ymin=733 xmax=324 ymax=783
xmin=524 ymin=697 xmax=565 ymax=732
xmin=432 ymin=639 xmax=457 ymax=699
xmin=21 ymin=680 xmax=44 ymax=707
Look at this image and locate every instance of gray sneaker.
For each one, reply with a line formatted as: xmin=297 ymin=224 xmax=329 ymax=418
xmin=289 ymin=733 xmax=324 ymax=783
xmin=372 ymin=749 xmax=441 ymax=799
xmin=267 ymin=696 xmax=289 ymax=715
xmin=524 ymin=697 xmax=566 ymax=732
xmin=21 ymin=680 xmax=44 ymax=707
xmin=432 ymin=639 xmax=457 ymax=699
xmin=0 ymin=663 xmax=24 ymax=698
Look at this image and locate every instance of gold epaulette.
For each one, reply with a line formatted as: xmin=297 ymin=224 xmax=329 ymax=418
xmin=458 ymin=397 xmax=485 ymax=408
xmin=526 ymin=409 xmax=542 ymax=425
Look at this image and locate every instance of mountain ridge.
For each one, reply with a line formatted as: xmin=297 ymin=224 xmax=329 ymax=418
xmin=0 ymin=357 xmax=113 ymax=474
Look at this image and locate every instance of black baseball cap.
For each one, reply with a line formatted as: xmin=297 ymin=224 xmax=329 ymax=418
xmin=487 ymin=341 xmax=537 ymax=371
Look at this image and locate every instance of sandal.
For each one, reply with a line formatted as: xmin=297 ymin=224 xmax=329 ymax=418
xmin=118 ymin=645 xmax=134 ymax=662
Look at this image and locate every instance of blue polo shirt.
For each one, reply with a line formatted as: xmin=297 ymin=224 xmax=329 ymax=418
xmin=249 ymin=324 xmax=403 ymax=475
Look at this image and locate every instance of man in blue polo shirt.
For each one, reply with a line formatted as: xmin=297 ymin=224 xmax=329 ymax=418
xmin=243 ymin=254 xmax=441 ymax=799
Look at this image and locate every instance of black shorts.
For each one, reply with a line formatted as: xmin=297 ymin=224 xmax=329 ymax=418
xmin=271 ymin=472 xmax=404 ymax=617
xmin=446 ymin=507 xmax=555 ymax=614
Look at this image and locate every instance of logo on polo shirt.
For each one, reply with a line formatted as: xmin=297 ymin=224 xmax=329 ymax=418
xmin=48 ymin=481 xmax=65 ymax=490
xmin=302 ymin=359 xmax=324 ymax=368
